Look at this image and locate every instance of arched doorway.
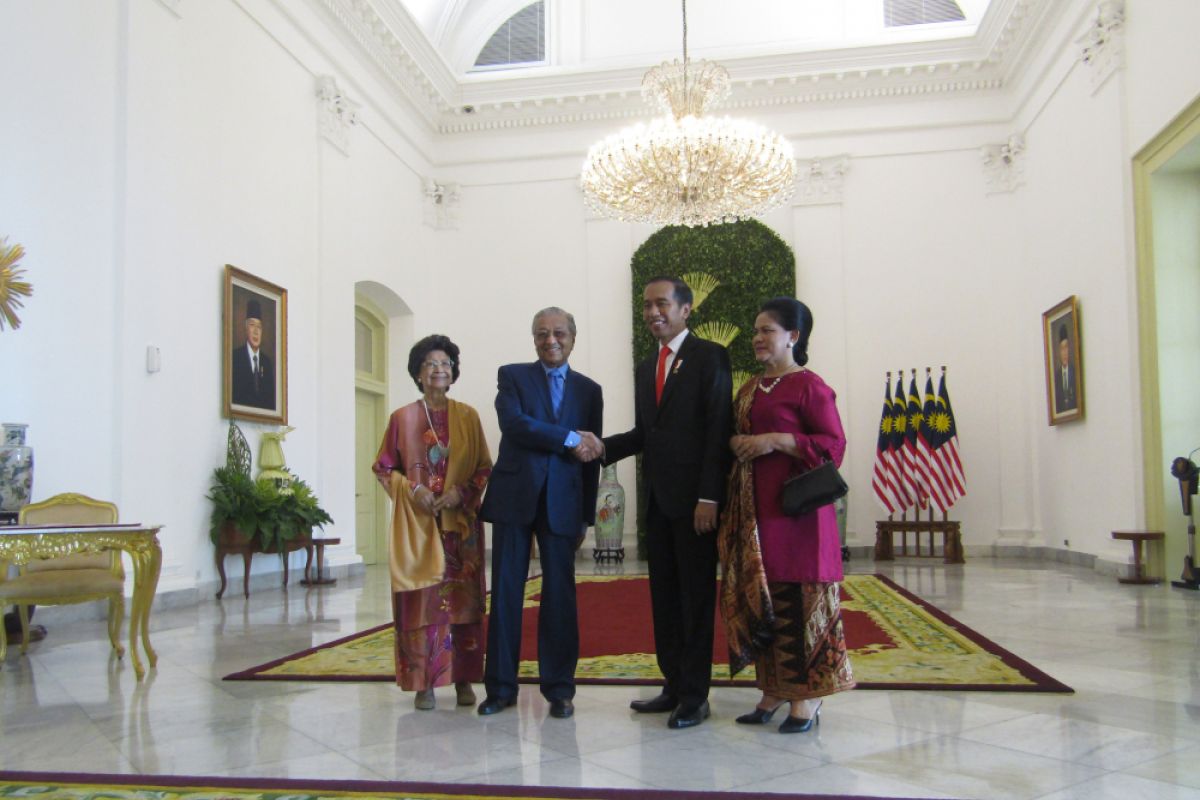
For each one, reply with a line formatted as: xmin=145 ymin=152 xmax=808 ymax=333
xmin=354 ymin=282 xmax=414 ymax=565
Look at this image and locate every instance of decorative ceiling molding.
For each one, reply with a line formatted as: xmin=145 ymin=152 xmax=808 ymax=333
xmin=312 ymin=0 xmax=456 ymax=123
xmin=423 ymin=178 xmax=461 ymax=230
xmin=1076 ymin=0 xmax=1124 ymax=94
xmin=316 ymin=75 xmax=360 ymax=155
xmin=312 ymin=0 xmax=1063 ymax=136
xmin=981 ymin=133 xmax=1026 ymax=193
xmin=793 ymin=156 xmax=850 ymax=207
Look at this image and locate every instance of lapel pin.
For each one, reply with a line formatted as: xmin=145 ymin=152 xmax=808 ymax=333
xmin=672 ymin=358 xmax=683 ymax=374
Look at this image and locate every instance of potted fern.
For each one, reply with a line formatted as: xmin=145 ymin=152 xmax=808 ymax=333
xmin=207 ymin=466 xmax=332 ymax=553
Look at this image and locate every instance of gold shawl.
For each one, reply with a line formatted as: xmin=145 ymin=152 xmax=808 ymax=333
xmin=385 ymin=399 xmax=491 ymax=592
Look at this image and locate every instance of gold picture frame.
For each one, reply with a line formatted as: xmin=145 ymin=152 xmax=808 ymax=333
xmin=223 ymin=265 xmax=287 ymax=424
xmin=1042 ymin=295 xmax=1084 ymax=426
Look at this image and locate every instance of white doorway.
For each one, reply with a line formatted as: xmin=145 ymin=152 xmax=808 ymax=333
xmin=354 ymin=300 xmax=389 ymax=565
xmin=1135 ymin=95 xmax=1200 ymax=578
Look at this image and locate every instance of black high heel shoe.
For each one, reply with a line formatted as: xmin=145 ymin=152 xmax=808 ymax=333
xmin=736 ymin=701 xmax=786 ymax=725
xmin=778 ymin=701 xmax=822 ymax=733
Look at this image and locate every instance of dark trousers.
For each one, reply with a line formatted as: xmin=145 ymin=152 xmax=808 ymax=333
xmin=484 ymin=495 xmax=579 ymax=702
xmin=645 ymin=496 xmax=718 ymax=707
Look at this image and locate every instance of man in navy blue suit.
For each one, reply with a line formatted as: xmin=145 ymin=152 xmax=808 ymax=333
xmin=478 ymin=307 xmax=604 ymax=719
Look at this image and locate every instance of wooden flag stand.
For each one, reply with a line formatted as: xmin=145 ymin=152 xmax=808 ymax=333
xmin=874 ymin=507 xmax=964 ymax=564
xmin=872 ymin=365 xmax=965 ymax=565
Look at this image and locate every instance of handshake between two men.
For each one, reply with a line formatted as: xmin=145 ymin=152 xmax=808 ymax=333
xmin=571 ymin=431 xmax=604 ymax=463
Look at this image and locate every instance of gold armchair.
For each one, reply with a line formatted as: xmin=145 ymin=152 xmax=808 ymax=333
xmin=0 ymin=493 xmax=124 ymax=661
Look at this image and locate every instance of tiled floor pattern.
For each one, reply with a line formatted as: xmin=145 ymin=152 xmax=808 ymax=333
xmin=2 ymin=558 xmax=1199 ymax=799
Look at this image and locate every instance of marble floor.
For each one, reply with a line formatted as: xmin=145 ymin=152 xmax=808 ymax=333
xmin=2 ymin=557 xmax=1199 ymax=800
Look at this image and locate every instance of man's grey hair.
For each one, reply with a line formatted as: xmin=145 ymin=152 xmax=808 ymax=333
xmin=531 ymin=306 xmax=577 ymax=337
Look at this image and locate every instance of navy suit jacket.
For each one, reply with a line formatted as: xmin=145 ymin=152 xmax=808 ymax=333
xmin=480 ymin=362 xmax=604 ymax=536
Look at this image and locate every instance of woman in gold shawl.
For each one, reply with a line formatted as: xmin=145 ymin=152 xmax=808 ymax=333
xmin=373 ymin=334 xmax=492 ymax=710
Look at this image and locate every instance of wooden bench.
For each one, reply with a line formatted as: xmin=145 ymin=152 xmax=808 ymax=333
xmin=1111 ymin=530 xmax=1163 ymax=585
xmin=875 ymin=519 xmax=964 ymax=564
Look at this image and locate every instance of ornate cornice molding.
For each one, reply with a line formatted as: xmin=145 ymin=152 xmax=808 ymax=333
xmin=311 ymin=0 xmax=1057 ymax=135
xmin=793 ymin=156 xmax=850 ymax=207
xmin=313 ymin=0 xmax=454 ymax=125
xmin=981 ymin=134 xmax=1026 ymax=194
xmin=316 ymin=75 xmax=360 ymax=155
xmin=1076 ymin=0 xmax=1124 ymax=94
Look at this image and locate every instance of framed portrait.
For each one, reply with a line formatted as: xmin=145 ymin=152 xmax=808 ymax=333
xmin=1042 ymin=295 xmax=1084 ymax=426
xmin=223 ymin=265 xmax=287 ymax=424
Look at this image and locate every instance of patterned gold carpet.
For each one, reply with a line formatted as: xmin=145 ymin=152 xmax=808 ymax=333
xmin=226 ymin=573 xmax=1070 ymax=692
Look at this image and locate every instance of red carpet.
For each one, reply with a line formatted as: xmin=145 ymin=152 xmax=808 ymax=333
xmin=225 ymin=574 xmax=1071 ymax=692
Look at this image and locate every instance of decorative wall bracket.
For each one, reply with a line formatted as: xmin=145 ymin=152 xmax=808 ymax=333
xmin=792 ymin=156 xmax=849 ymax=207
xmin=1077 ymin=1 xmax=1125 ymax=94
xmin=315 ymin=75 xmax=360 ymax=155
xmin=423 ymin=179 xmax=461 ymax=230
xmin=981 ymin=134 xmax=1026 ymax=194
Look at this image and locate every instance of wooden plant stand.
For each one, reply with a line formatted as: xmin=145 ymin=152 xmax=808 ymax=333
xmin=214 ymin=523 xmax=321 ymax=598
xmin=1110 ymin=530 xmax=1163 ymax=585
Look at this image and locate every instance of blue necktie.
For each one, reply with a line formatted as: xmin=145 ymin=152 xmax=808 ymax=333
xmin=549 ymin=371 xmax=563 ymax=416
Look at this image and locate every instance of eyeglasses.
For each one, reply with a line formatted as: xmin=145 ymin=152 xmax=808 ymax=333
xmin=422 ymin=359 xmax=455 ymax=369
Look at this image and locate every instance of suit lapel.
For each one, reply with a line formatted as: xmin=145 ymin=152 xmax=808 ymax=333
xmin=656 ymin=332 xmax=695 ymax=414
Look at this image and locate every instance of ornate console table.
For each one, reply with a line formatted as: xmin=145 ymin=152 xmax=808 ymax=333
xmin=0 ymin=523 xmax=163 ymax=679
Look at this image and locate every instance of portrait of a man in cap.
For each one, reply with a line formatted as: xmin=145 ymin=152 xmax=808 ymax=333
xmin=231 ymin=296 xmax=276 ymax=410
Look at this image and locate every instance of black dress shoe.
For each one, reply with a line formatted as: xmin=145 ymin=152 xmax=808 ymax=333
xmin=630 ymin=693 xmax=678 ymax=713
xmin=667 ymin=700 xmax=710 ymax=729
xmin=735 ymin=702 xmax=785 ymax=725
xmin=548 ymin=698 xmax=575 ymax=718
xmin=476 ymin=695 xmax=517 ymax=716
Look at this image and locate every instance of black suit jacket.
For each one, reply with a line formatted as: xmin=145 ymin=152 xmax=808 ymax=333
xmin=231 ymin=346 xmax=275 ymax=410
xmin=480 ymin=362 xmax=604 ymax=536
xmin=1053 ymin=362 xmax=1077 ymax=413
xmin=603 ymin=332 xmax=733 ymax=518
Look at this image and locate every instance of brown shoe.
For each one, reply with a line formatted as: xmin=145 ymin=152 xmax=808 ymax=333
xmin=414 ymin=689 xmax=435 ymax=710
xmin=455 ymin=681 xmax=477 ymax=706
xmin=26 ymin=625 xmax=47 ymax=643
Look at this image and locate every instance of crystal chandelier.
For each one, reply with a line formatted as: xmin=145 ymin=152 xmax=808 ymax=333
xmin=580 ymin=0 xmax=795 ymax=228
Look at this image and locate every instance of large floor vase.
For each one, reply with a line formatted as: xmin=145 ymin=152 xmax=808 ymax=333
xmin=0 ymin=423 xmax=33 ymax=516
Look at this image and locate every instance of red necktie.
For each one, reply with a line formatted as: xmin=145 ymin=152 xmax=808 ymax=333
xmin=655 ymin=346 xmax=671 ymax=404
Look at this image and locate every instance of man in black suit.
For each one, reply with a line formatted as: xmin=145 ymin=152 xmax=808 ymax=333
xmin=1053 ymin=325 xmax=1077 ymax=413
xmin=231 ymin=298 xmax=275 ymax=410
xmin=602 ymin=276 xmax=733 ymax=729
xmin=477 ymin=307 xmax=604 ymax=719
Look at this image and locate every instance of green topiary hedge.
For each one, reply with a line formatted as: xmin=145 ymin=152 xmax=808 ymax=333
xmin=627 ymin=219 xmax=796 ymax=556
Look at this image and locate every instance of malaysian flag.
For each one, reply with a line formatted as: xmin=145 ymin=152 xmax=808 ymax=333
xmin=928 ymin=371 xmax=966 ymax=507
xmin=871 ymin=376 xmax=906 ymax=514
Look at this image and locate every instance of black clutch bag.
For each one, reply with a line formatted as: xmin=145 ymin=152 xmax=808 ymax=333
xmin=781 ymin=454 xmax=848 ymax=517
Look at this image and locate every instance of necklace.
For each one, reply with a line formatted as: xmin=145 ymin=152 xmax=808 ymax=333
xmin=757 ymin=365 xmax=802 ymax=394
xmin=422 ymin=399 xmax=449 ymax=465
xmin=757 ymin=375 xmax=785 ymax=394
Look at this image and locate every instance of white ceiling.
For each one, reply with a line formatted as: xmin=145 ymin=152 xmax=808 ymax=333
xmin=399 ymin=0 xmax=996 ymax=76
xmin=316 ymin=0 xmax=1066 ymax=133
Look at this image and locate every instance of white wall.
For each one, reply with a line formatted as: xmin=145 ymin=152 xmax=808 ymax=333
xmin=5 ymin=0 xmax=1200 ymax=598
xmin=1 ymin=0 xmax=438 ymax=593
